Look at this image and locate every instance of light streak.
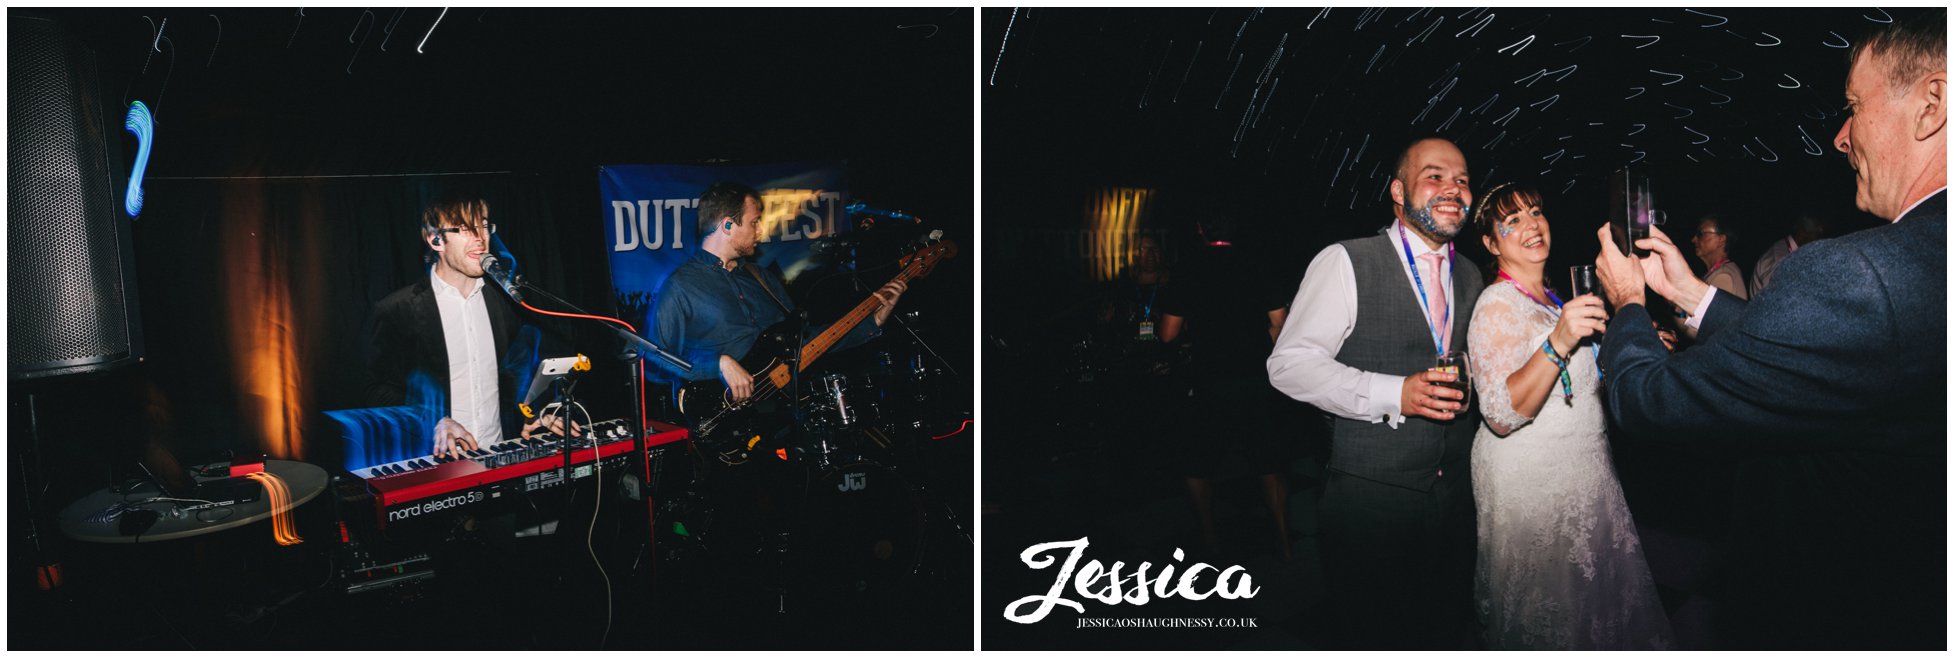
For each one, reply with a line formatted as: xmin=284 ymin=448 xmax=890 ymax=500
xmin=1140 ymin=40 xmax=1171 ymax=109
xmin=1497 ymin=34 xmax=1535 ymax=55
xmin=1751 ymin=137 xmax=1779 ymax=162
xmin=417 ymin=7 xmax=448 ymax=54
xmin=1173 ymin=40 xmax=1202 ymax=103
xmin=1408 ymin=16 xmax=1443 ymax=46
xmin=1798 ymin=125 xmax=1824 ymax=156
xmin=1621 ymin=34 xmax=1660 ymax=49
xmin=123 ymin=102 xmax=154 ymax=218
xmin=244 ymin=472 xmax=303 ymax=546
xmin=206 ymin=15 xmax=221 ymax=67
xmin=1216 ymin=52 xmax=1243 ymax=109
xmin=287 ymin=8 xmax=304 ymax=48
xmin=1683 ymin=9 xmax=1728 ymax=27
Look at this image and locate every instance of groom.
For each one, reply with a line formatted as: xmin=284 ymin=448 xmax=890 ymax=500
xmin=1593 ymin=9 xmax=1944 ymax=648
xmin=1268 ymin=136 xmax=1483 ymax=648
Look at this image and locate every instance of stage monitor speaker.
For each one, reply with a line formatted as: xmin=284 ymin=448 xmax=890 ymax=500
xmin=8 ymin=14 xmax=145 ymax=381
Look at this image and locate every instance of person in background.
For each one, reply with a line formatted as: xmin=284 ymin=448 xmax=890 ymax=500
xmin=1748 ymin=213 xmax=1824 ymax=294
xmin=1157 ymin=212 xmax=1291 ymax=560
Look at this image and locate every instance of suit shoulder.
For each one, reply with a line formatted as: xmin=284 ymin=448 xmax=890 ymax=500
xmin=1810 ymin=213 xmax=1944 ymax=265
xmin=375 ymin=280 xmax=426 ymax=314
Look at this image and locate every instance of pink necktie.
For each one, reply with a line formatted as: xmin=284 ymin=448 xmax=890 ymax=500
xmin=1420 ymin=252 xmax=1448 ymax=351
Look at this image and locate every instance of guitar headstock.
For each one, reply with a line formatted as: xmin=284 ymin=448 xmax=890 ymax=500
xmin=898 ymin=232 xmax=959 ymax=279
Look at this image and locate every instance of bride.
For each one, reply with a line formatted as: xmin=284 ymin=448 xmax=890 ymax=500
xmin=1464 ymin=183 xmax=1671 ymax=649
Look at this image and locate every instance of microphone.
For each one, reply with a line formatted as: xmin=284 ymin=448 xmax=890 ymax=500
xmin=480 ymin=253 xmax=523 ymax=303
xmin=844 ymin=202 xmax=922 ymax=225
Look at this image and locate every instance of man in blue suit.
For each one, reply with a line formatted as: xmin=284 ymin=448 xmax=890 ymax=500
xmin=1593 ymin=9 xmax=1945 ymax=648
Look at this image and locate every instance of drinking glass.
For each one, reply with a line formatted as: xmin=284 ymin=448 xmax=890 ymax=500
xmin=1570 ymin=265 xmax=1599 ymax=297
xmin=1433 ymin=350 xmax=1472 ymax=410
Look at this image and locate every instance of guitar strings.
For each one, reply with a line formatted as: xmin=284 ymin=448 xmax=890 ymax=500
xmin=706 ymin=244 xmax=943 ymax=461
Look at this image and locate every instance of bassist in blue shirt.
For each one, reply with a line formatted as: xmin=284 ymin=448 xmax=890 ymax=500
xmin=648 ymin=182 xmax=907 ymax=432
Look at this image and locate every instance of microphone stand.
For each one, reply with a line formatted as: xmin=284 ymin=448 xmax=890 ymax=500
xmin=516 ymin=282 xmax=691 ymax=374
xmin=509 ymin=277 xmax=688 ymax=597
xmin=791 ymin=310 xmax=813 ymax=468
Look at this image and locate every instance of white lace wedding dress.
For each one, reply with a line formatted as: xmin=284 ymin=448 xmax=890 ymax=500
xmin=1466 ymin=281 xmax=1672 ymax=650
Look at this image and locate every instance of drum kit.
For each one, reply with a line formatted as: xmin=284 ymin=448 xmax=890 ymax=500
xmin=657 ymin=346 xmax=966 ymax=607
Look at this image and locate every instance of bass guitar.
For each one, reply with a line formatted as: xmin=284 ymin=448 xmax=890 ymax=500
xmin=676 ymin=236 xmax=958 ymax=457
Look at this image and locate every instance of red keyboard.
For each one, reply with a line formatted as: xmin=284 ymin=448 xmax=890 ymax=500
xmin=355 ymin=419 xmax=687 ymax=526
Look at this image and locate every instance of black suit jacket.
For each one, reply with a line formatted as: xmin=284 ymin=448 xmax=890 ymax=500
xmin=1600 ymin=190 xmax=1946 ymax=648
xmin=366 ymin=273 xmax=525 ymax=442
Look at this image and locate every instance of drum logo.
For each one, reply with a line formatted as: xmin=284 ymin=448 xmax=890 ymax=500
xmin=837 ymin=472 xmax=868 ymax=492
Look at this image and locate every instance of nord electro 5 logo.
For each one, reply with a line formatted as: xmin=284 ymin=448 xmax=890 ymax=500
xmin=387 ymin=491 xmax=485 ymax=522
xmin=1003 ymin=537 xmax=1260 ymax=624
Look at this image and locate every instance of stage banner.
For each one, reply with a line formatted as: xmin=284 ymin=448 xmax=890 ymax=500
xmin=599 ymin=161 xmax=849 ymax=328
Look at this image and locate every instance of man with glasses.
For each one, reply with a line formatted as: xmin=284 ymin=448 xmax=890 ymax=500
xmin=368 ymin=191 xmax=563 ymax=460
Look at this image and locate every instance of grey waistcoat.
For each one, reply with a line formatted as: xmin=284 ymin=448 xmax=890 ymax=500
xmin=1328 ymin=228 xmax=1483 ymax=492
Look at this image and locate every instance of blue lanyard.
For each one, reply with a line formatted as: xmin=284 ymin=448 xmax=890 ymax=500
xmin=1497 ymin=270 xmax=1604 ymax=382
xmin=1396 ymin=223 xmax=1454 ymax=356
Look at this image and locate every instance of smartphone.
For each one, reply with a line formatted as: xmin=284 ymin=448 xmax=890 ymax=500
xmin=1607 ymin=168 xmax=1654 ymax=257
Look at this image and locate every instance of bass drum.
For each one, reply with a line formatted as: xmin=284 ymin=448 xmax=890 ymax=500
xmin=782 ymin=460 xmax=929 ymax=603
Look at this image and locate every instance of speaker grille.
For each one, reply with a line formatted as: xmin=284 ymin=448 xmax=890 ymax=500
xmin=8 ymin=16 xmax=141 ymax=379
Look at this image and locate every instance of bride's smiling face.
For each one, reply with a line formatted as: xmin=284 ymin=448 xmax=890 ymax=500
xmin=1484 ymin=203 xmax=1551 ymax=267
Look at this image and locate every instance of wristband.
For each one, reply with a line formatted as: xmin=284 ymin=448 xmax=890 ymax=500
xmin=1541 ymin=339 xmax=1575 ymax=404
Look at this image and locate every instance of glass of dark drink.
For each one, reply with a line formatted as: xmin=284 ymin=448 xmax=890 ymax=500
xmin=1433 ymin=350 xmax=1472 ymax=409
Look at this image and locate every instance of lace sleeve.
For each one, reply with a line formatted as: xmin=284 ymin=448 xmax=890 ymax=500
xmin=1468 ymin=284 xmax=1548 ymax=436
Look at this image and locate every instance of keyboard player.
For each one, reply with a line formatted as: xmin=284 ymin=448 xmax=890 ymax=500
xmin=366 ymin=190 xmax=571 ymax=460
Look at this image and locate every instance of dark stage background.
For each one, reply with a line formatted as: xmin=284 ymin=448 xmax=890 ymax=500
xmin=10 ymin=8 xmax=971 ymax=649
xmin=980 ymin=7 xmax=1920 ymax=649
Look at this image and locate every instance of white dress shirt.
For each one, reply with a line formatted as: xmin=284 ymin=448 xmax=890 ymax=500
xmin=1268 ymin=219 xmax=1456 ymax=429
xmin=430 ymin=267 xmax=503 ymax=446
